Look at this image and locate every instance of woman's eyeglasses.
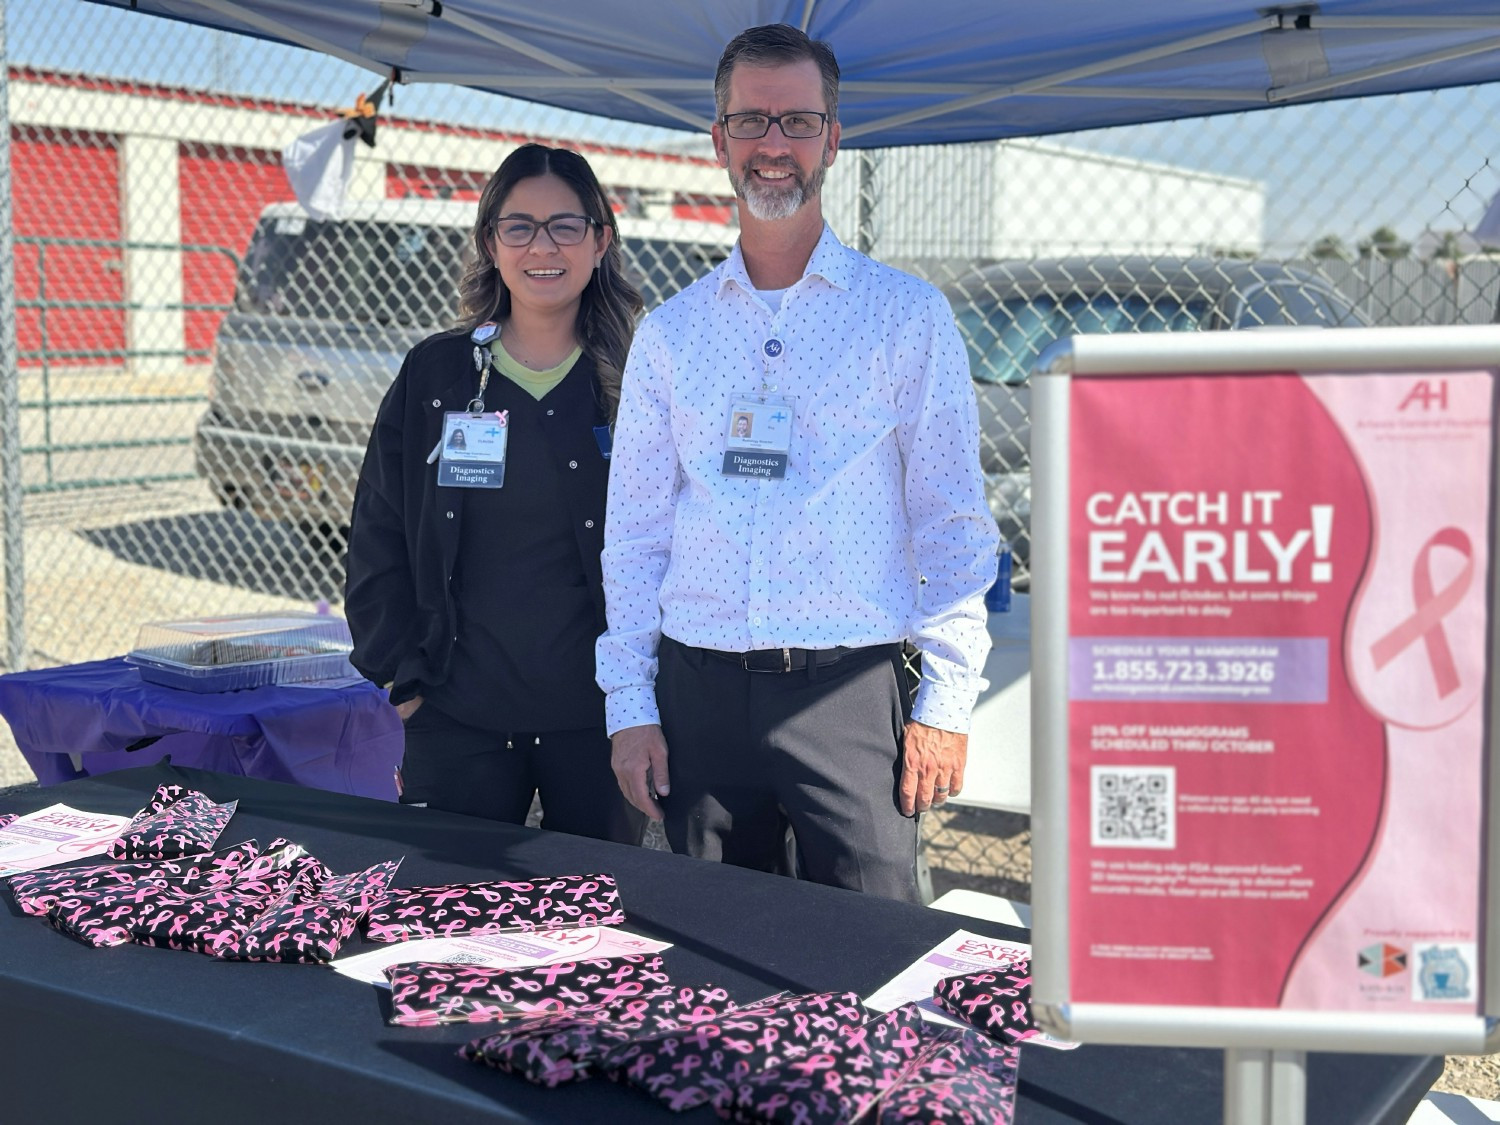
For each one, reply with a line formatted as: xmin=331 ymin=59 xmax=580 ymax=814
xmin=490 ymin=214 xmax=599 ymax=247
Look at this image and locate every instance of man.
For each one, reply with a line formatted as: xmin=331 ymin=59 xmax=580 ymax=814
xmin=597 ymin=23 xmax=997 ymax=903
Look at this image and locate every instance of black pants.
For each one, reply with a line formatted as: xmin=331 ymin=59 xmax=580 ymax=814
xmin=656 ymin=636 xmax=920 ymax=903
xmin=399 ymin=702 xmax=644 ymax=845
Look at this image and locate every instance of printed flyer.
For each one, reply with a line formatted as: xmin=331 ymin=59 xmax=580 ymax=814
xmin=0 ymin=803 xmax=131 ymax=877
xmin=1067 ymin=370 xmax=1491 ymax=1015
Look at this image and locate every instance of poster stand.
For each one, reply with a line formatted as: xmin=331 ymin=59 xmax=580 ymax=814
xmin=1225 ymin=1049 xmax=1304 ymax=1125
xmin=1026 ymin=326 xmax=1500 ymax=1125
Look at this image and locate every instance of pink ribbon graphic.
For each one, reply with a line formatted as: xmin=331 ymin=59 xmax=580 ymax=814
xmin=1370 ymin=527 xmax=1473 ymax=698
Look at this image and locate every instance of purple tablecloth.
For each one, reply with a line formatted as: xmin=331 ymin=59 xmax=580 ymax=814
xmin=0 ymin=657 xmax=402 ymax=800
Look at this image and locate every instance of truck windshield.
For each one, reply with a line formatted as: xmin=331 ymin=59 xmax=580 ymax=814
xmin=957 ymin=293 xmax=1211 ymax=385
xmin=235 ymin=215 xmax=468 ymax=325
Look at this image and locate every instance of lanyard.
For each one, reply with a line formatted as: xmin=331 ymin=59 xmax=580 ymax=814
xmin=468 ymin=320 xmax=501 ymax=412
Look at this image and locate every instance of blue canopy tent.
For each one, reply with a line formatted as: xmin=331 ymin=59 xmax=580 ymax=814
xmin=72 ymin=1 xmax=1500 ymax=146
xmin=2 ymin=2 xmax=1497 ymax=661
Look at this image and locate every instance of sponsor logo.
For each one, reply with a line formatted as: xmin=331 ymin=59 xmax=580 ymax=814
xmin=1357 ymin=942 xmax=1407 ymax=979
xmin=1416 ymin=945 xmax=1471 ymax=1001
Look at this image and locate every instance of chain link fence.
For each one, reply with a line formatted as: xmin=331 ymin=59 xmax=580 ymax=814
xmin=3 ymin=1 xmax=1500 ymax=900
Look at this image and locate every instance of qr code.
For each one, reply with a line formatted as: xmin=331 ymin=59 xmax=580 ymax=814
xmin=1091 ymin=766 xmax=1175 ymax=849
xmin=437 ymin=951 xmax=491 ymax=966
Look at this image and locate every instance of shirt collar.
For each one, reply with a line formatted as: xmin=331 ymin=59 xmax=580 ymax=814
xmin=716 ymin=222 xmax=856 ymax=299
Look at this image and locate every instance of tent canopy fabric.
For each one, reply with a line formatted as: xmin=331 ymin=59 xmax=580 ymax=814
xmin=83 ymin=1 xmax=1500 ymax=146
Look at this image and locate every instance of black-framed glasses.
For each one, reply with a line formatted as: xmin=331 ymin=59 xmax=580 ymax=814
xmin=721 ymin=110 xmax=828 ymax=140
xmin=490 ymin=213 xmax=599 ymax=247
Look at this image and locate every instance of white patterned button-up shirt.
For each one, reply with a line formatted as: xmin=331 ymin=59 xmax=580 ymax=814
xmin=597 ymin=224 xmax=998 ymax=735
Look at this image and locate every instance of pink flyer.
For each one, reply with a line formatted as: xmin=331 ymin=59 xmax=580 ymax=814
xmin=1066 ymin=370 xmax=1491 ymax=1015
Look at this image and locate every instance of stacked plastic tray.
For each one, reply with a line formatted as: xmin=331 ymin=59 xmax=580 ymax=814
xmin=125 ymin=612 xmax=355 ymax=692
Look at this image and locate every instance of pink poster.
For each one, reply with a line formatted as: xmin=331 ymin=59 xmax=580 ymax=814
xmin=1067 ymin=370 xmax=1491 ymax=1015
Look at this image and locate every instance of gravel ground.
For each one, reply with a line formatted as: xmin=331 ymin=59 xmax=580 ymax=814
xmin=0 ymin=481 xmax=1494 ymax=1107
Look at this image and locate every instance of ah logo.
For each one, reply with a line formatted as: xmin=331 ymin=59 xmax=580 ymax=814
xmin=1397 ymin=379 xmax=1448 ymax=412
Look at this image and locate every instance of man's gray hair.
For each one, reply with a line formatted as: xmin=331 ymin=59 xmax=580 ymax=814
xmin=714 ymin=23 xmax=840 ymax=122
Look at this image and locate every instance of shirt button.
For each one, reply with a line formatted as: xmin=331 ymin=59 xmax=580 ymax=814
xmin=584 ymin=519 xmax=595 ymax=529
xmin=446 ymin=511 xmax=454 ymax=519
xmin=753 ymin=616 xmax=762 ymax=625
xmin=546 ymin=409 xmax=555 ymax=416
xmin=568 ymin=460 xmax=578 ymax=469
xmin=431 ymin=399 xmax=441 ymax=408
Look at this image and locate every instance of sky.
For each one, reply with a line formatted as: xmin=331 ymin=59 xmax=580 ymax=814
xmin=10 ymin=0 xmax=1500 ymax=254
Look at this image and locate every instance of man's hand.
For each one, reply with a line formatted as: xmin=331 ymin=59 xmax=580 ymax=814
xmin=394 ymin=695 xmax=424 ymax=722
xmin=899 ymin=721 xmax=967 ymax=816
xmin=612 ymin=724 xmax=670 ymax=821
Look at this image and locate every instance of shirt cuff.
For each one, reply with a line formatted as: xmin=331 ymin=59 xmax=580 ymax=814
xmin=911 ymin=680 xmax=981 ymax=735
xmin=605 ymin=685 xmax=661 ymax=737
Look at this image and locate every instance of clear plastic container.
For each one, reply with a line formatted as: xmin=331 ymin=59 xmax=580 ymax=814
xmin=125 ymin=612 xmax=355 ymax=692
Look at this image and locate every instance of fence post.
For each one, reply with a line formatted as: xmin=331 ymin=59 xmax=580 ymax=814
xmin=0 ymin=0 xmax=27 ymax=672
xmin=855 ymin=150 xmax=879 ymax=256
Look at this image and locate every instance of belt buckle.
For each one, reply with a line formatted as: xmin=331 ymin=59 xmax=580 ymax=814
xmin=740 ymin=647 xmax=793 ymax=673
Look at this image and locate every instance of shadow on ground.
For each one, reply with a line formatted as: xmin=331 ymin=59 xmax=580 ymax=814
xmin=80 ymin=510 xmax=346 ymax=601
xmin=923 ymin=805 xmax=1032 ymax=903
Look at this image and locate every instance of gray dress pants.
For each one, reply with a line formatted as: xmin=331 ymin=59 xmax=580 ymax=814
xmin=655 ymin=635 xmax=921 ymax=903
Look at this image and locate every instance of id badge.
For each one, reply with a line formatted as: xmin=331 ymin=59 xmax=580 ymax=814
xmin=722 ymin=396 xmax=794 ymax=479
xmin=438 ymin=410 xmax=508 ymax=488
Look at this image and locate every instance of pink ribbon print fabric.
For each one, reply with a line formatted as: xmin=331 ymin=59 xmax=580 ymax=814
xmin=7 ymin=836 xmax=399 ymax=962
xmin=454 ymin=969 xmax=1027 ymax=1121
xmin=363 ymin=873 xmax=624 ymax=942
xmin=386 ymin=954 xmax=678 ymax=1026
xmin=463 ymin=987 xmax=1019 ymax=1122
xmin=930 ymin=964 xmax=1041 ymax=1045
xmin=872 ymin=1027 xmax=1021 ymax=1125
xmin=602 ymin=989 xmax=874 ymax=1112
xmin=109 ymin=783 xmax=237 ymax=861
xmin=460 ymin=979 xmax=741 ymax=1087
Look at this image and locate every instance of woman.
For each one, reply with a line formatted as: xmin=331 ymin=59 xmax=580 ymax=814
xmin=345 ymin=143 xmax=645 ymax=843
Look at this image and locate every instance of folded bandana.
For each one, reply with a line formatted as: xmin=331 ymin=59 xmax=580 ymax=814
xmin=930 ymin=963 xmax=1039 ymax=1045
xmin=603 ymin=990 xmax=870 ymax=1112
xmin=460 ymin=982 xmax=740 ymax=1088
xmin=8 ymin=835 xmax=398 ymax=962
xmin=874 ymin=1026 xmax=1021 ymax=1125
xmin=721 ymin=1002 xmax=929 ymax=1123
xmin=386 ymin=954 xmax=675 ymax=1027
xmin=109 ymin=783 xmax=237 ymax=861
xmin=221 ymin=853 xmax=402 ymax=963
xmin=364 ymin=873 xmax=623 ymax=942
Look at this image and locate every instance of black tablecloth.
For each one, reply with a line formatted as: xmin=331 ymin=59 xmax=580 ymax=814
xmin=0 ymin=764 xmax=1440 ymax=1124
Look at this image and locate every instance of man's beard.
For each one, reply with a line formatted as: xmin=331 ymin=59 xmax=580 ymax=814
xmin=729 ymin=149 xmax=828 ymax=221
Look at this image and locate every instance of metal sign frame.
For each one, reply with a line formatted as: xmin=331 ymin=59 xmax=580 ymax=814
xmin=1029 ymin=324 xmax=1500 ymax=1056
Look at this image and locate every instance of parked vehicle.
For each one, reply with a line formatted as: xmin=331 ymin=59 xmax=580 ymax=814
xmin=943 ymin=256 xmax=1369 ymax=584
xmin=194 ymin=199 xmax=735 ymax=546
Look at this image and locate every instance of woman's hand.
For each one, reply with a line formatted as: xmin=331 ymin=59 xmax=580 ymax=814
xmin=394 ymin=695 xmax=425 ymax=721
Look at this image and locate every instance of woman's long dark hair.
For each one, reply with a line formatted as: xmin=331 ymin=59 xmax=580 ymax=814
xmin=457 ymin=143 xmax=643 ymax=420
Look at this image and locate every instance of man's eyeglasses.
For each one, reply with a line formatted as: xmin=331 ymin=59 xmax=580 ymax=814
xmin=721 ymin=111 xmax=828 ymax=140
xmin=490 ymin=214 xmax=599 ymax=247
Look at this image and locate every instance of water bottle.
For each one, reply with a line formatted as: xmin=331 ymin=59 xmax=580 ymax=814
xmin=985 ymin=544 xmax=1013 ymax=613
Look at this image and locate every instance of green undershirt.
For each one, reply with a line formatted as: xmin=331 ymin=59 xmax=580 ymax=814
xmin=495 ymin=343 xmax=582 ymax=399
